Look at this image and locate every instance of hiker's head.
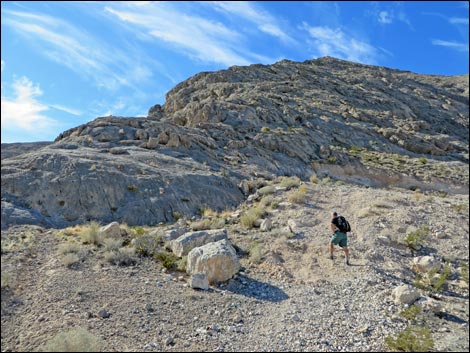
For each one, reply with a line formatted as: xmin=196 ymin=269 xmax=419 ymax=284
xmin=332 ymin=211 xmax=338 ymax=218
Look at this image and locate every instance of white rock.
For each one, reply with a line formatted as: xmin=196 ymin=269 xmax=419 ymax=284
xmin=411 ymin=256 xmax=441 ymax=273
xmin=416 ymin=297 xmax=442 ymax=313
xmin=187 ymin=239 xmax=240 ymax=284
xmin=171 ymin=228 xmax=227 ymax=257
xmin=99 ymin=222 xmax=121 ymax=238
xmin=189 ymin=272 xmax=209 ymax=290
xmin=391 ymin=285 xmax=420 ymax=305
xmin=260 ymin=219 xmax=272 ymax=232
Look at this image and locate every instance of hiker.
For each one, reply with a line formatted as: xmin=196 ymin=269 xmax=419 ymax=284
xmin=329 ymin=211 xmax=351 ymax=265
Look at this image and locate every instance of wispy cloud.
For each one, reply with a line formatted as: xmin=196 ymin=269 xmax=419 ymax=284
xmin=1 ymin=77 xmax=55 ymax=132
xmin=449 ymin=17 xmax=469 ymax=25
xmin=378 ymin=11 xmax=393 ymax=24
xmin=301 ymin=24 xmax=379 ymax=64
xmin=49 ymin=104 xmax=82 ymax=116
xmin=208 ymin=1 xmax=295 ymax=44
xmin=104 ymin=2 xmax=275 ymax=67
xmin=2 ymin=9 xmax=153 ymax=91
xmin=432 ymin=39 xmax=469 ymax=52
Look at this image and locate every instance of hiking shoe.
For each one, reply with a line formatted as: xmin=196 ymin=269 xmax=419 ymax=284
xmin=329 ymin=254 xmax=334 ymax=260
xmin=346 ymin=259 xmax=351 ymax=266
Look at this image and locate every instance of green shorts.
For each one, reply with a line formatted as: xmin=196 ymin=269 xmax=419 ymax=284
xmin=330 ymin=231 xmax=348 ymax=247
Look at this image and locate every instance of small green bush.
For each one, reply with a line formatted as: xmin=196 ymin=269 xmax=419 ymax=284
xmin=418 ymin=157 xmax=427 ymax=164
xmin=133 ymin=235 xmax=161 ymax=257
xmin=102 ymin=238 xmax=122 ymax=252
xmin=58 ymin=242 xmax=80 ymax=255
xmin=176 ymin=256 xmax=187 ymax=272
xmin=240 ymin=207 xmax=264 ymax=228
xmin=127 ymin=185 xmax=138 ymax=191
xmin=40 ymin=327 xmax=104 ymax=352
xmin=399 ymin=304 xmax=421 ymax=323
xmin=309 ymin=175 xmax=319 ymax=184
xmin=154 ymin=252 xmax=179 ymax=270
xmin=326 ymin=156 xmax=337 ymax=164
xmin=249 ymin=242 xmax=265 ymax=264
xmin=288 ymin=184 xmax=308 ymax=204
xmin=404 ymin=226 xmax=430 ymax=250
xmin=280 ymin=176 xmax=301 ymax=189
xmin=414 ymin=263 xmax=451 ymax=292
xmin=79 ymin=222 xmax=103 ymax=246
xmin=104 ymin=247 xmax=137 ymax=266
xmin=385 ymin=325 xmax=433 ymax=352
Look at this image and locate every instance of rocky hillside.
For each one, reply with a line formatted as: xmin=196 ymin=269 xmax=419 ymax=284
xmin=1 ymin=56 xmax=469 ymax=229
xmin=1 ymin=179 xmax=468 ymax=352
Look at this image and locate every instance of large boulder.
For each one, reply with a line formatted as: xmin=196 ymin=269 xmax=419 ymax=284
xmin=187 ymin=239 xmax=240 ymax=284
xmin=391 ymin=285 xmax=420 ymax=305
xmin=189 ymin=272 xmax=209 ymax=290
xmin=411 ymin=256 xmax=441 ymax=273
xmin=162 ymin=227 xmax=188 ymax=242
xmin=99 ymin=222 xmax=121 ymax=238
xmin=171 ymin=228 xmax=227 ymax=257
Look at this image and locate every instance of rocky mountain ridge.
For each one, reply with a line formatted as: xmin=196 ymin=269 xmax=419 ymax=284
xmin=1 ymin=56 xmax=468 ymax=229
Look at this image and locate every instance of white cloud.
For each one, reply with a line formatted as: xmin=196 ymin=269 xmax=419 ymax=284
xmin=105 ymin=3 xmax=258 ymax=66
xmin=104 ymin=2 xmax=275 ymax=66
xmin=301 ymin=24 xmax=379 ymax=64
xmin=449 ymin=17 xmax=469 ymax=25
xmin=432 ymin=39 xmax=469 ymax=52
xmin=49 ymin=104 xmax=82 ymax=116
xmin=208 ymin=1 xmax=295 ymax=44
xmin=3 ymin=10 xmax=153 ymax=92
xmin=1 ymin=77 xmax=55 ymax=132
xmin=378 ymin=11 xmax=393 ymax=24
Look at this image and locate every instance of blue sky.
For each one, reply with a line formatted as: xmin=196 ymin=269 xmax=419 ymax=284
xmin=1 ymin=1 xmax=468 ymax=143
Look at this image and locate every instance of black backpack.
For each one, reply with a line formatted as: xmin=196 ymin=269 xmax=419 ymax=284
xmin=336 ymin=216 xmax=351 ymax=232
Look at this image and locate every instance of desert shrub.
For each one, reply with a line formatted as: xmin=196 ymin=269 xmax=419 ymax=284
xmin=1 ymin=272 xmax=12 ymax=289
xmin=154 ymin=252 xmax=179 ymax=270
xmin=288 ymin=184 xmax=308 ymax=204
xmin=190 ymin=219 xmax=212 ymax=231
xmin=451 ymin=203 xmax=467 ymax=213
xmin=280 ymin=176 xmax=301 ymax=189
xmin=172 ymin=211 xmax=183 ymax=221
xmin=130 ymin=226 xmax=147 ymax=237
xmin=240 ymin=207 xmax=264 ymax=228
xmin=385 ymin=325 xmax=433 ymax=352
xmin=412 ymin=191 xmax=424 ymax=202
xmin=320 ymin=176 xmax=331 ymax=184
xmin=127 ymin=185 xmax=138 ymax=191
xmin=399 ymin=304 xmax=421 ymax=323
xmin=40 ymin=327 xmax=104 ymax=352
xmin=200 ymin=207 xmax=217 ymax=217
xmin=309 ymin=175 xmax=319 ymax=184
xmin=248 ymin=241 xmax=265 ymax=264
xmin=260 ymin=195 xmax=274 ymax=208
xmin=414 ymin=263 xmax=451 ymax=292
xmin=404 ymin=226 xmax=429 ymax=250
xmin=176 ymin=256 xmax=187 ymax=272
xmin=79 ymin=222 xmax=103 ymax=246
xmin=58 ymin=242 xmax=81 ymax=255
xmin=102 ymin=238 xmax=122 ymax=252
xmin=133 ymin=235 xmax=161 ymax=257
xmin=326 ymin=156 xmax=337 ymax=164
xmin=349 ymin=145 xmax=363 ymax=153
xmin=261 ymin=126 xmax=270 ymax=133
xmin=104 ymin=247 xmax=137 ymax=266
xmin=418 ymin=157 xmax=427 ymax=164
xmin=62 ymin=253 xmax=80 ymax=268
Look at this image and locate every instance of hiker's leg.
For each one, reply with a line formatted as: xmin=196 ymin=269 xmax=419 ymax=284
xmin=343 ymin=246 xmax=350 ymax=265
xmin=329 ymin=242 xmax=334 ymax=259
